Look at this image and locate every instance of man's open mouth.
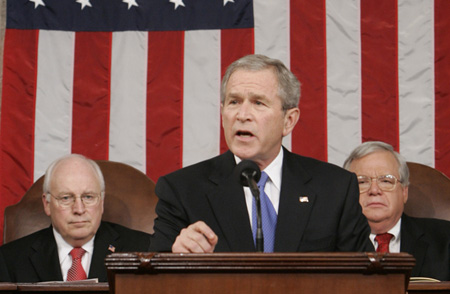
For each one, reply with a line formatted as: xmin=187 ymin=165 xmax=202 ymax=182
xmin=236 ymin=130 xmax=254 ymax=137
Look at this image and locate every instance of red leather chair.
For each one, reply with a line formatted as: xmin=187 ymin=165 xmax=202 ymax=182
xmin=404 ymin=162 xmax=450 ymax=221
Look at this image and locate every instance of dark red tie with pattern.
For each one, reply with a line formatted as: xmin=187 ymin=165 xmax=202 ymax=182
xmin=67 ymin=247 xmax=87 ymax=281
xmin=375 ymin=233 xmax=393 ymax=253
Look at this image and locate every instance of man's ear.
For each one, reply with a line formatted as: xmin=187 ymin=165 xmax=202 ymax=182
xmin=402 ymin=186 xmax=409 ymax=204
xmin=42 ymin=194 xmax=51 ymax=217
xmin=282 ymin=107 xmax=300 ymax=137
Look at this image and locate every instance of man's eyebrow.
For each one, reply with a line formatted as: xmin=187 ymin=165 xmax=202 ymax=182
xmin=54 ymin=190 xmax=99 ymax=195
xmin=227 ymin=92 xmax=267 ymax=100
xmin=227 ymin=92 xmax=241 ymax=98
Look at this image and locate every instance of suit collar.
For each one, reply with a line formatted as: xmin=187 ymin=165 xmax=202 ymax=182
xmin=88 ymin=222 xmax=119 ymax=281
xmin=275 ymin=149 xmax=316 ymax=251
xmin=27 ymin=223 xmax=119 ymax=282
xmin=30 ymin=227 xmax=63 ymax=281
xmin=400 ymin=214 xmax=428 ymax=276
xmin=207 ymin=149 xmax=317 ymax=252
xmin=208 ymin=151 xmax=236 ymax=185
xmin=206 ymin=151 xmax=256 ymax=251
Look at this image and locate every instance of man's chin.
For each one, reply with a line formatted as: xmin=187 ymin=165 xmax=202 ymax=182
xmin=62 ymin=231 xmax=95 ymax=247
xmin=232 ymin=148 xmax=257 ymax=161
xmin=365 ymin=211 xmax=390 ymax=222
xmin=364 ymin=207 xmax=388 ymax=217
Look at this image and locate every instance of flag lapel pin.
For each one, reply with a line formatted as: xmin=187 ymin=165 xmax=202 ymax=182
xmin=299 ymin=196 xmax=309 ymax=203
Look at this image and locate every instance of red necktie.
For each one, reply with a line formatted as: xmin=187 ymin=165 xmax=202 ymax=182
xmin=375 ymin=233 xmax=393 ymax=253
xmin=67 ymin=247 xmax=87 ymax=281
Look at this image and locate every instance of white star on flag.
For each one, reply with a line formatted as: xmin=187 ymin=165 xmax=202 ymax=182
xmin=169 ymin=0 xmax=185 ymax=10
xmin=76 ymin=0 xmax=92 ymax=10
xmin=29 ymin=0 xmax=45 ymax=8
xmin=123 ymin=0 xmax=138 ymax=9
xmin=223 ymin=0 xmax=234 ymax=5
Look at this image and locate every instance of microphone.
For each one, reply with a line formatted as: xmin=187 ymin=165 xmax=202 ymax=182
xmin=235 ymin=160 xmax=263 ymax=252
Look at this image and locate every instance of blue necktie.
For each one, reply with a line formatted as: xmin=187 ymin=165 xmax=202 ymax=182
xmin=252 ymin=171 xmax=277 ymax=252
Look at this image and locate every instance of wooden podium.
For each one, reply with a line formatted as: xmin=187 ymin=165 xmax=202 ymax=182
xmin=105 ymin=252 xmax=415 ymax=294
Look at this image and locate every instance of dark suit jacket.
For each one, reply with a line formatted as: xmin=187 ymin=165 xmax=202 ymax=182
xmin=0 ymin=221 xmax=151 ymax=283
xmin=401 ymin=214 xmax=450 ymax=281
xmin=150 ymin=148 xmax=373 ymax=252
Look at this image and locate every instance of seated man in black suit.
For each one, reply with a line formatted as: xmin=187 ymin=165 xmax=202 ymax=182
xmin=0 ymin=154 xmax=151 ymax=282
xmin=344 ymin=141 xmax=450 ymax=281
xmin=149 ymin=54 xmax=373 ymax=253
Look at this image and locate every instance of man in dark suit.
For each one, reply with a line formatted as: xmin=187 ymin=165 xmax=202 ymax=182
xmin=344 ymin=141 xmax=450 ymax=281
xmin=0 ymin=154 xmax=151 ymax=283
xmin=149 ymin=54 xmax=373 ymax=253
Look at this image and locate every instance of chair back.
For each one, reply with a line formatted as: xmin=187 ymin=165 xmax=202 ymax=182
xmin=404 ymin=162 xmax=450 ymax=221
xmin=3 ymin=160 xmax=157 ymax=244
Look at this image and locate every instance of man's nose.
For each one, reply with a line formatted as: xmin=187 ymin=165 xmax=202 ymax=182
xmin=236 ymin=101 xmax=252 ymax=121
xmin=368 ymin=178 xmax=382 ymax=195
xmin=72 ymin=197 xmax=86 ymax=213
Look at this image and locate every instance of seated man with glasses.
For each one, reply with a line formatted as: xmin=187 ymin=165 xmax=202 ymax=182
xmin=0 ymin=154 xmax=151 ymax=283
xmin=344 ymin=141 xmax=450 ymax=281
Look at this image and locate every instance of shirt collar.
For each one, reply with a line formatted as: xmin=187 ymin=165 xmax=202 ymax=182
xmin=234 ymin=147 xmax=284 ymax=190
xmin=369 ymin=218 xmax=402 ymax=244
xmin=53 ymin=227 xmax=95 ymax=265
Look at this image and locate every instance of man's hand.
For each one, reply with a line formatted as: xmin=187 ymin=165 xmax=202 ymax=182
xmin=172 ymin=221 xmax=218 ymax=253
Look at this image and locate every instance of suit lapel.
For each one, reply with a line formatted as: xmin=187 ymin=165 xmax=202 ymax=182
xmin=275 ymin=149 xmax=316 ymax=252
xmin=30 ymin=228 xmax=63 ymax=281
xmin=400 ymin=214 xmax=428 ymax=276
xmin=27 ymin=224 xmax=117 ymax=282
xmin=89 ymin=222 xmax=118 ymax=281
xmin=206 ymin=152 xmax=256 ymax=252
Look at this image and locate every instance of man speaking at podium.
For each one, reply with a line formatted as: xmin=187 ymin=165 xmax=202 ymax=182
xmin=150 ymin=54 xmax=373 ymax=253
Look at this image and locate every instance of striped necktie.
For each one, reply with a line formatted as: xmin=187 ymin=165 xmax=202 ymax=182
xmin=67 ymin=247 xmax=87 ymax=281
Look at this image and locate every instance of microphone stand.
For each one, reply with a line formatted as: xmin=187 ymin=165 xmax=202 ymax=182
xmin=242 ymin=172 xmax=264 ymax=252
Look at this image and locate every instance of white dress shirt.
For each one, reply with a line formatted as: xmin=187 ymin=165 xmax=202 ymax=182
xmin=369 ymin=218 xmax=401 ymax=253
xmin=235 ymin=147 xmax=283 ymax=230
xmin=53 ymin=228 xmax=94 ymax=281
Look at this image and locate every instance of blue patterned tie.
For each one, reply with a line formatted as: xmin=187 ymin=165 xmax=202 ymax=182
xmin=252 ymin=171 xmax=277 ymax=252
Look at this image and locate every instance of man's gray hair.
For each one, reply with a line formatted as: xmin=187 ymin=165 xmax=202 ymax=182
xmin=221 ymin=54 xmax=301 ymax=110
xmin=43 ymin=154 xmax=105 ymax=201
xmin=343 ymin=141 xmax=409 ymax=186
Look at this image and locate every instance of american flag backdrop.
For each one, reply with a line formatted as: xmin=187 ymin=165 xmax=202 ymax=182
xmin=0 ymin=0 xmax=449 ymax=244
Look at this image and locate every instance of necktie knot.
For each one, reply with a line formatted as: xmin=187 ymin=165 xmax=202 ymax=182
xmin=70 ymin=247 xmax=86 ymax=260
xmin=375 ymin=233 xmax=393 ymax=253
xmin=258 ymin=171 xmax=269 ymax=189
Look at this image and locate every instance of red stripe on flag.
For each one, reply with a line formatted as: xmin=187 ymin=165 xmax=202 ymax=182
xmin=290 ymin=0 xmax=327 ymax=161
xmin=0 ymin=29 xmax=39 ymax=243
xmin=434 ymin=0 xmax=450 ymax=177
xmin=72 ymin=32 xmax=111 ymax=160
xmin=220 ymin=28 xmax=255 ymax=154
xmin=146 ymin=31 xmax=184 ymax=182
xmin=361 ymin=0 xmax=399 ymax=150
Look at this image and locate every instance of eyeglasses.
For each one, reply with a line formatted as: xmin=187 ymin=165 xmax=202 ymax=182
xmin=357 ymin=175 xmax=402 ymax=193
xmin=48 ymin=193 xmax=101 ymax=208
